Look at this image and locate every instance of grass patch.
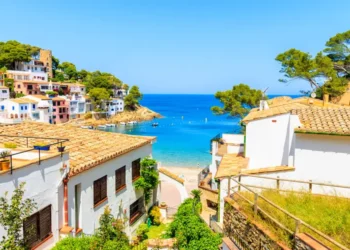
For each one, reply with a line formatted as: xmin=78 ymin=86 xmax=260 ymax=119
xmin=236 ymin=190 xmax=350 ymax=249
xmin=147 ymin=224 xmax=169 ymax=239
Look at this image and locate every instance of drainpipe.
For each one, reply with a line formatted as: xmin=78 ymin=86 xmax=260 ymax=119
xmin=63 ymin=177 xmax=69 ymax=226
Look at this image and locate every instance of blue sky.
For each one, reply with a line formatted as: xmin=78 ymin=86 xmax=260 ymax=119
xmin=2 ymin=0 xmax=350 ymax=94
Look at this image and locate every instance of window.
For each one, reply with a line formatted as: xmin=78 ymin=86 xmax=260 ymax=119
xmin=60 ymin=115 xmax=63 ymax=119
xmin=115 ymin=166 xmax=126 ymax=192
xmin=12 ymin=106 xmax=14 ymax=111
xmin=93 ymin=175 xmax=107 ymax=206
xmin=1 ymin=90 xmax=7 ymax=93
xmin=27 ymin=85 xmax=33 ymax=90
xmin=23 ymin=205 xmax=52 ymax=248
xmin=21 ymin=106 xmax=24 ymax=111
xmin=1 ymin=105 xmax=4 ymax=110
xmin=132 ymin=159 xmax=141 ymax=181
xmin=32 ymin=104 xmax=35 ymax=109
xmin=17 ymin=85 xmax=20 ymax=89
xmin=53 ymin=108 xmax=56 ymax=112
xmin=29 ymin=91 xmax=32 ymax=94
xmin=25 ymin=106 xmax=27 ymax=110
xmin=129 ymin=197 xmax=144 ymax=225
xmin=53 ymin=115 xmax=56 ymax=119
xmin=53 ymin=101 xmax=56 ymax=106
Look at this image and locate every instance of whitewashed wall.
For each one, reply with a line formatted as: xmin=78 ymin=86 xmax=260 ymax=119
xmin=0 ymin=154 xmax=69 ymax=250
xmin=67 ymin=144 xmax=153 ymax=237
xmin=245 ymin=114 xmax=300 ymax=169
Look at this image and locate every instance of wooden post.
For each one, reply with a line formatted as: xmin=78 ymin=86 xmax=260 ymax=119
xmin=253 ymin=193 xmax=258 ymax=218
xmin=276 ymin=176 xmax=280 ymax=190
xmin=238 ymin=173 xmax=241 ymax=191
xmin=294 ymin=219 xmax=301 ymax=235
xmin=228 ymin=176 xmax=231 ymax=197
xmin=309 ymin=180 xmax=312 ymax=193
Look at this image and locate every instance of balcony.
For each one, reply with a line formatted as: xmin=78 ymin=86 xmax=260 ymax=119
xmin=0 ymin=135 xmax=68 ymax=174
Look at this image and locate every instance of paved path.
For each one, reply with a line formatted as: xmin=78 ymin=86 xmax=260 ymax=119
xmin=159 ymin=181 xmax=182 ymax=208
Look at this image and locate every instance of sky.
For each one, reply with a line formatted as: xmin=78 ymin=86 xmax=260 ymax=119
xmin=1 ymin=0 xmax=350 ymax=94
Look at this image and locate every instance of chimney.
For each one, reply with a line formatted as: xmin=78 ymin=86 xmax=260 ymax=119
xmin=259 ymin=100 xmax=269 ymax=111
xmin=323 ymin=94 xmax=329 ymax=107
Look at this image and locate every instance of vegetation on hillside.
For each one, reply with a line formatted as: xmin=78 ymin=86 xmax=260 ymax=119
xmin=236 ymin=189 xmax=350 ymax=248
xmin=211 ymin=83 xmax=263 ymax=117
xmin=166 ymin=197 xmax=222 ymax=249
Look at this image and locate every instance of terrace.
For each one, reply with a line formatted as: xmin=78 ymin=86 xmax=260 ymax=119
xmin=210 ymin=133 xmax=244 ymax=156
xmin=0 ymin=135 xmax=68 ymax=174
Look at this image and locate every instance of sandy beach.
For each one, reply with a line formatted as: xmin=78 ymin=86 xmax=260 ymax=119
xmin=162 ymin=166 xmax=203 ymax=195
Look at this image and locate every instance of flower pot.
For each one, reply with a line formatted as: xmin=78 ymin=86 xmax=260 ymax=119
xmin=0 ymin=161 xmax=10 ymax=171
xmin=57 ymin=146 xmax=66 ymax=152
xmin=34 ymin=145 xmax=50 ymax=151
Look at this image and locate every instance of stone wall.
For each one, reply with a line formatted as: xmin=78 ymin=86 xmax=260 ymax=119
xmin=223 ymin=198 xmax=289 ymax=250
xmin=223 ymin=198 xmax=331 ymax=250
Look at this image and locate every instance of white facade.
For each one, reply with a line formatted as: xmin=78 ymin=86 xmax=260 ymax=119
xmin=69 ymin=95 xmax=86 ymax=119
xmin=26 ymin=96 xmax=54 ymax=124
xmin=0 ymin=152 xmax=69 ymax=250
xmin=0 ymin=87 xmax=10 ymax=101
xmin=0 ymin=99 xmax=42 ymax=124
xmin=107 ymin=98 xmax=124 ymax=116
xmin=7 ymin=69 xmax=48 ymax=82
xmin=69 ymin=84 xmax=86 ymax=95
xmin=67 ymin=144 xmax=155 ymax=237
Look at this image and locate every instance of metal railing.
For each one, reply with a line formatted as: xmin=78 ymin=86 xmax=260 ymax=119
xmin=236 ymin=173 xmax=350 ymax=194
xmin=0 ymin=135 xmax=69 ymax=174
xmin=229 ymin=177 xmax=349 ymax=250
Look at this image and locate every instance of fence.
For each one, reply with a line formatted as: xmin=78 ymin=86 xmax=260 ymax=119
xmin=0 ymin=134 xmax=69 ymax=174
xmin=229 ymin=177 xmax=349 ymax=250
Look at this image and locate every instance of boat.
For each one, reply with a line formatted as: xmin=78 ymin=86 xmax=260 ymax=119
xmin=80 ymin=126 xmax=89 ymax=129
xmin=131 ymin=121 xmax=138 ymax=124
xmin=119 ymin=122 xmax=126 ymax=125
xmin=127 ymin=121 xmax=134 ymax=125
xmin=97 ymin=125 xmax=107 ymax=129
xmin=152 ymin=123 xmax=159 ymax=127
xmin=106 ymin=124 xmax=116 ymax=127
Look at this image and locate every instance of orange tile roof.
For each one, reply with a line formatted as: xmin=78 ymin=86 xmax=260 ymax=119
xmin=292 ymin=107 xmax=350 ymax=135
xmin=0 ymin=122 xmax=155 ymax=177
xmin=215 ymin=154 xmax=249 ymax=178
xmin=9 ymin=98 xmax=38 ymax=104
xmin=27 ymin=95 xmax=50 ymax=100
xmin=242 ymin=97 xmax=343 ymax=124
xmin=0 ymin=86 xmax=9 ymax=89
xmin=52 ymin=97 xmax=66 ymax=101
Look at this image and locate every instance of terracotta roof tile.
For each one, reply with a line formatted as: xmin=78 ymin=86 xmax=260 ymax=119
xmin=215 ymin=154 xmax=249 ymax=178
xmin=292 ymin=107 xmax=350 ymax=135
xmin=0 ymin=122 xmax=155 ymax=177
xmin=27 ymin=95 xmax=50 ymax=100
xmin=10 ymin=98 xmax=38 ymax=104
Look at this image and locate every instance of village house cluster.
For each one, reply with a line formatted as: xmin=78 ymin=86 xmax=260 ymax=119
xmin=0 ymin=49 xmax=127 ymax=125
xmin=0 ymin=123 xmax=158 ymax=249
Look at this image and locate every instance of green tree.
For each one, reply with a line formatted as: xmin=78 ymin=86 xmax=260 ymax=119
xmin=190 ymin=189 xmax=202 ymax=214
xmin=324 ymin=30 xmax=350 ymax=76
xmin=0 ymin=182 xmax=36 ymax=250
xmin=51 ymin=56 xmax=60 ymax=79
xmin=134 ymin=157 xmax=159 ymax=212
xmin=211 ymin=83 xmax=263 ymax=118
xmin=89 ymin=88 xmax=111 ymax=110
xmin=124 ymin=86 xmax=143 ymax=111
xmin=0 ymin=40 xmax=39 ymax=69
xmin=58 ymin=62 xmax=77 ymax=80
xmin=122 ymin=83 xmax=129 ymax=91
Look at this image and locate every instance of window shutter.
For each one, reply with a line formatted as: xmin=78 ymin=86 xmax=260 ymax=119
xmin=116 ymin=169 xmax=121 ymax=189
xmin=23 ymin=213 xmax=39 ymax=247
xmin=94 ymin=180 xmax=101 ymax=205
xmin=39 ymin=205 xmax=52 ymax=240
xmin=121 ymin=166 xmax=126 ymax=186
xmin=100 ymin=176 xmax=107 ymax=200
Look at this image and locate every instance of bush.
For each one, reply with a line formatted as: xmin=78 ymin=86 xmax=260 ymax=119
xmin=84 ymin=112 xmax=92 ymax=119
xmin=137 ymin=223 xmax=149 ymax=241
xmin=4 ymin=142 xmax=17 ymax=149
xmin=52 ymin=236 xmax=95 ymax=250
xmin=149 ymin=206 xmax=161 ymax=225
xmin=46 ymin=90 xmax=58 ymax=96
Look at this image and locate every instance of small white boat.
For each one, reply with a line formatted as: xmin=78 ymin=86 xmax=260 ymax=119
xmin=80 ymin=126 xmax=89 ymax=129
xmin=131 ymin=121 xmax=138 ymax=124
xmin=152 ymin=123 xmax=159 ymax=127
xmin=119 ymin=122 xmax=126 ymax=125
xmin=106 ymin=124 xmax=116 ymax=127
xmin=97 ymin=125 xmax=107 ymax=129
xmin=127 ymin=121 xmax=134 ymax=125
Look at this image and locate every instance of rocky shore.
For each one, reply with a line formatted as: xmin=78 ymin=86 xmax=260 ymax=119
xmin=65 ymin=106 xmax=162 ymax=127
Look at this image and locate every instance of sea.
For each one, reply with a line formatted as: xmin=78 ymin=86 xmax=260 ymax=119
xmin=102 ymin=94 xmax=299 ymax=168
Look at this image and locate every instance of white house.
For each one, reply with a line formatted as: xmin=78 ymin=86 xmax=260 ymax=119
xmin=0 ymin=86 xmax=10 ymax=101
xmin=107 ymin=98 xmax=124 ymax=116
xmin=26 ymin=95 xmax=54 ymax=124
xmin=0 ymin=122 xmax=157 ymax=249
xmin=68 ymin=94 xmax=87 ymax=119
xmin=7 ymin=69 xmax=48 ymax=82
xmin=208 ymin=96 xmax=350 ymax=223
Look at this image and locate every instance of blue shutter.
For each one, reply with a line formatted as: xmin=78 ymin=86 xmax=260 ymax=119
xmin=12 ymin=106 xmax=14 ymax=111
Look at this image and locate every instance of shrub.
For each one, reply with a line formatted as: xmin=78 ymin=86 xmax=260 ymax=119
xmin=4 ymin=142 xmax=17 ymax=149
xmin=84 ymin=112 xmax=92 ymax=119
xmin=46 ymin=90 xmax=58 ymax=96
xmin=52 ymin=236 xmax=95 ymax=250
xmin=149 ymin=206 xmax=161 ymax=225
xmin=137 ymin=223 xmax=149 ymax=241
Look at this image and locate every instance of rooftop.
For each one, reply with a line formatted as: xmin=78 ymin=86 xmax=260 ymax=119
xmin=293 ymin=107 xmax=350 ymax=135
xmin=27 ymin=95 xmax=51 ymax=100
xmin=9 ymin=98 xmax=38 ymax=104
xmin=0 ymin=122 xmax=155 ymax=177
xmin=215 ymin=153 xmax=249 ymax=178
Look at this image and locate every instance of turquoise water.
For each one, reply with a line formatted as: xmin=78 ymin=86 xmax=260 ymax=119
xmin=104 ymin=94 xmax=241 ymax=167
xmin=104 ymin=94 xmax=299 ymax=167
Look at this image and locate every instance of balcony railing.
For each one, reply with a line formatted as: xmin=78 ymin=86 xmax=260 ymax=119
xmin=0 ymin=135 xmax=69 ymax=174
